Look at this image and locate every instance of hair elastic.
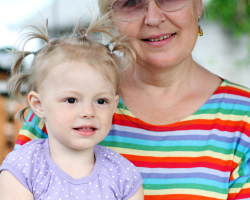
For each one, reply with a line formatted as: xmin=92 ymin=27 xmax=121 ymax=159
xmin=47 ymin=42 xmax=51 ymax=46
xmin=110 ymin=51 xmax=114 ymax=54
xmin=30 ymin=51 xmax=34 ymax=54
xmin=107 ymin=42 xmax=111 ymax=46
xmin=84 ymin=33 xmax=88 ymax=37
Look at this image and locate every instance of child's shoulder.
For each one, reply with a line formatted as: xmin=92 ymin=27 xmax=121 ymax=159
xmin=0 ymin=139 xmax=47 ymax=193
xmin=96 ymin=145 xmax=143 ymax=199
xmin=0 ymin=139 xmax=47 ymax=177
xmin=2 ymin=139 xmax=46 ymax=165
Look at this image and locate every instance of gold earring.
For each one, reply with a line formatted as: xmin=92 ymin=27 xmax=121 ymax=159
xmin=198 ymin=25 xmax=203 ymax=36
xmin=198 ymin=16 xmax=203 ymax=36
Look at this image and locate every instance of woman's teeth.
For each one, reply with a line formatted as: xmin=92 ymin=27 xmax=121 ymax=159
xmin=148 ymin=34 xmax=173 ymax=42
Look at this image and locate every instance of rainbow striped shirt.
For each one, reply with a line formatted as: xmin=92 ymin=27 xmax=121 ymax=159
xmin=15 ymin=80 xmax=250 ymax=200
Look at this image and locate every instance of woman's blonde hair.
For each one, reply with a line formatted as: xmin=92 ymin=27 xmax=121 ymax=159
xmin=98 ymin=0 xmax=110 ymax=16
xmin=8 ymin=12 xmax=136 ymax=122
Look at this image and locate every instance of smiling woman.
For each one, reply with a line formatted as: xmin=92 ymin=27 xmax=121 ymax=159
xmin=12 ymin=0 xmax=250 ymax=199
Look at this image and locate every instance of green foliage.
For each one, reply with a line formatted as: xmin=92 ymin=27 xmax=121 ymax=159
xmin=206 ymin=0 xmax=250 ymax=37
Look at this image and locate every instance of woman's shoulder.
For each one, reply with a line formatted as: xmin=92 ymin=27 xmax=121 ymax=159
xmin=223 ymin=79 xmax=250 ymax=98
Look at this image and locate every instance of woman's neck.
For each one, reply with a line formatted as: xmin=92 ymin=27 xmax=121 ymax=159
xmin=123 ymin=55 xmax=196 ymax=89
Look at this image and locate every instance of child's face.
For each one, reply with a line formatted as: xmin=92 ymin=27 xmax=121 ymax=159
xmin=29 ymin=60 xmax=119 ymax=151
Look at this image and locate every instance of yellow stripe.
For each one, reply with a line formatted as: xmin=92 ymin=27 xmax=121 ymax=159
xmin=227 ymin=82 xmax=250 ymax=93
xmin=107 ymin=147 xmax=241 ymax=162
xmin=37 ymin=119 xmax=45 ymax=130
xmin=143 ymin=188 xmax=226 ymax=199
xmin=115 ymin=108 xmax=135 ymax=118
xmin=186 ymin=113 xmax=250 ymax=122
xmin=117 ymin=108 xmax=250 ymax=123
xmin=19 ymin=130 xmax=38 ymax=140
xmin=228 ymin=182 xmax=250 ymax=193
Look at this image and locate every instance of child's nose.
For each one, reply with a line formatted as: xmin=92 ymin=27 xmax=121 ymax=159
xmin=80 ymin=104 xmax=95 ymax=118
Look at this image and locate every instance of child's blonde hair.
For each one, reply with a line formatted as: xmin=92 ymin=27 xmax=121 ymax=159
xmin=8 ymin=12 xmax=136 ymax=122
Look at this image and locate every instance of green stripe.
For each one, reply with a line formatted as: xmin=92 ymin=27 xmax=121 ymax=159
xmin=142 ymin=183 xmax=228 ymax=194
xmin=99 ymin=141 xmax=243 ymax=156
xmin=195 ymin=108 xmax=250 ymax=116
xmin=21 ymin=125 xmax=43 ymax=139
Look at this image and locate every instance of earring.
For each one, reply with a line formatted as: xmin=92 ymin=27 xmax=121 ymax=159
xmin=198 ymin=25 xmax=203 ymax=36
xmin=198 ymin=16 xmax=203 ymax=36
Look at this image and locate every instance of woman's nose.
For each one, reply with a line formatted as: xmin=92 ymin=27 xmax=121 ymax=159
xmin=144 ymin=0 xmax=167 ymax=26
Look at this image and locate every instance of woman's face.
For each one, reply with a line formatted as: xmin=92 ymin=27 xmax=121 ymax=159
xmin=109 ymin=0 xmax=202 ymax=69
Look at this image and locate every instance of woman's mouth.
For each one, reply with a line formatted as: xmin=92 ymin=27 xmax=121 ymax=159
xmin=142 ymin=33 xmax=176 ymax=42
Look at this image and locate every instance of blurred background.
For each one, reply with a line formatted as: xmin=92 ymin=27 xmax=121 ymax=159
xmin=0 ymin=0 xmax=250 ymax=163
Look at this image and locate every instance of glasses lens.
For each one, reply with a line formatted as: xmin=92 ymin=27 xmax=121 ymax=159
xmin=157 ymin=0 xmax=190 ymax=11
xmin=112 ymin=0 xmax=146 ymax=22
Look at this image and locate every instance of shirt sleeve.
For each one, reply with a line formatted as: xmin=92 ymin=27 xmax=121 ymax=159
xmin=100 ymin=146 xmax=143 ymax=200
xmin=15 ymin=110 xmax=47 ymax=150
xmin=0 ymin=145 xmax=33 ymax=192
xmin=227 ymin=138 xmax=250 ymax=199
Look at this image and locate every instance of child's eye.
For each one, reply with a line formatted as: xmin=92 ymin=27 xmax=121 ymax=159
xmin=96 ymin=99 xmax=108 ymax=105
xmin=65 ymin=98 xmax=77 ymax=104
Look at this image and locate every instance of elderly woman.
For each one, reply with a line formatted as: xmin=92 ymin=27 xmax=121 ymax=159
xmin=9 ymin=0 xmax=250 ymax=199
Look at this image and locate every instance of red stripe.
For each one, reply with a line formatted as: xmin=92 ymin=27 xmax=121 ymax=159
xmin=132 ymin=161 xmax=233 ymax=172
xmin=113 ymin=116 xmax=250 ymax=134
xmin=228 ymin=193 xmax=250 ymax=200
xmin=15 ymin=134 xmax=32 ymax=146
xmin=42 ymin=125 xmax=48 ymax=135
xmin=28 ymin=113 xmax=35 ymax=122
xmin=145 ymin=194 xmax=222 ymax=200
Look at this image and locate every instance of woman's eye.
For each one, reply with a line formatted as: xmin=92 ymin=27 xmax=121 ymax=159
xmin=96 ymin=99 xmax=108 ymax=105
xmin=66 ymin=98 xmax=77 ymax=104
xmin=124 ymin=0 xmax=139 ymax=7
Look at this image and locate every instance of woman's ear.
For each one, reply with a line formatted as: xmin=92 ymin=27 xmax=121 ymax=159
xmin=28 ymin=91 xmax=45 ymax=118
xmin=197 ymin=0 xmax=203 ymax=18
xmin=113 ymin=95 xmax=119 ymax=114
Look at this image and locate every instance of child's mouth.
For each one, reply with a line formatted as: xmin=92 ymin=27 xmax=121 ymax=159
xmin=73 ymin=126 xmax=97 ymax=136
xmin=74 ymin=127 xmax=97 ymax=131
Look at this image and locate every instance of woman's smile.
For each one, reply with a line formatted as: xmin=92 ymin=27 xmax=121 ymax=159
xmin=142 ymin=32 xmax=176 ymax=47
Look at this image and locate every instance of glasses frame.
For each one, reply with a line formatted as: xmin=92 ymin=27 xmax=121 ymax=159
xmin=108 ymin=0 xmax=191 ymax=22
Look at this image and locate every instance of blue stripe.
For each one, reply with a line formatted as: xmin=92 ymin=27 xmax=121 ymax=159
xmin=200 ymin=102 xmax=250 ymax=112
xmin=108 ymin=129 xmax=250 ymax=148
xmin=141 ymin=172 xmax=228 ymax=183
xmin=206 ymin=98 xmax=250 ymax=107
xmin=104 ymin=134 xmax=249 ymax=153
xmin=142 ymin=177 xmax=228 ymax=189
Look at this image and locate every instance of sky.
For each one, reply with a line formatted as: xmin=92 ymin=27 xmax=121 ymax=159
xmin=0 ymin=0 xmax=97 ymax=49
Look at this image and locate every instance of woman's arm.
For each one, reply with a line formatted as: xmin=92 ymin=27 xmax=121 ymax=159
xmin=127 ymin=185 xmax=144 ymax=200
xmin=0 ymin=170 xmax=34 ymax=200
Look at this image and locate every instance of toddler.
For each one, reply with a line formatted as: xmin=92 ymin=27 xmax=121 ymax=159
xmin=0 ymin=13 xmax=143 ymax=200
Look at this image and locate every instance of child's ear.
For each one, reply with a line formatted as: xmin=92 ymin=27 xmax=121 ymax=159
xmin=28 ymin=91 xmax=45 ymax=118
xmin=113 ymin=95 xmax=119 ymax=114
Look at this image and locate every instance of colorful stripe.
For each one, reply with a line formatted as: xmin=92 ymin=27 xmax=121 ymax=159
xmin=15 ymin=79 xmax=250 ymax=199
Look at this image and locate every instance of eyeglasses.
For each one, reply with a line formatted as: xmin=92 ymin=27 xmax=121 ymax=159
xmin=109 ymin=0 xmax=191 ymax=22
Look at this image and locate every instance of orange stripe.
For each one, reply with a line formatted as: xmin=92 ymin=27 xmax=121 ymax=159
xmin=228 ymin=188 xmax=250 ymax=198
xmin=123 ymin=154 xmax=237 ymax=168
xmin=17 ymin=134 xmax=32 ymax=143
xmin=226 ymin=85 xmax=250 ymax=96
xmin=144 ymin=194 xmax=222 ymax=200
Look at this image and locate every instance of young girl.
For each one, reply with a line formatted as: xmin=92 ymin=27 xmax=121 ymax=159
xmin=0 ymin=13 xmax=144 ymax=200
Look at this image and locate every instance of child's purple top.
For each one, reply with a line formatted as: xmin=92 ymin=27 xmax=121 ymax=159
xmin=0 ymin=139 xmax=143 ymax=200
